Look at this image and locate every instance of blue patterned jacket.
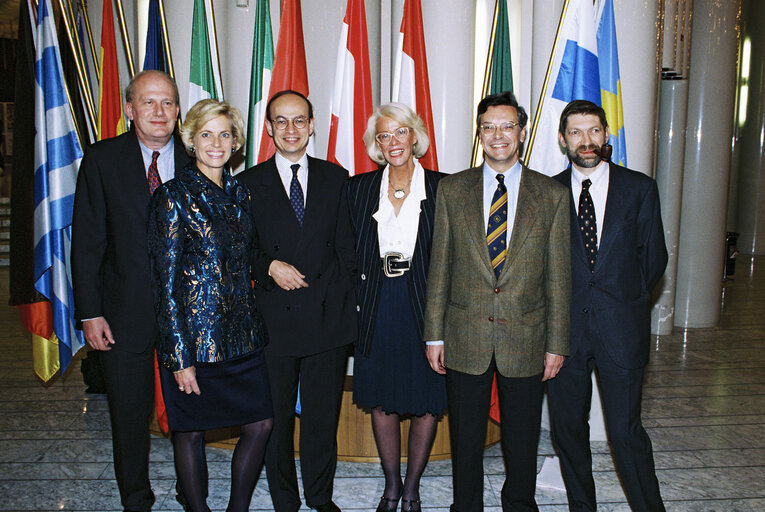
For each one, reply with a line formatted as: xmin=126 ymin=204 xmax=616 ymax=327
xmin=148 ymin=163 xmax=268 ymax=371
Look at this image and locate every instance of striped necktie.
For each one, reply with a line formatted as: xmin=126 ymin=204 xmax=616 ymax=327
xmin=147 ymin=150 xmax=161 ymax=195
xmin=487 ymin=174 xmax=508 ymax=278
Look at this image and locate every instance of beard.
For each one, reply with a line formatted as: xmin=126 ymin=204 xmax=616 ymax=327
xmin=566 ymin=144 xmax=602 ymax=168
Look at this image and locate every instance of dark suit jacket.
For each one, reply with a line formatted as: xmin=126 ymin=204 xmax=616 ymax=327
xmin=424 ymin=166 xmax=571 ymax=377
xmin=554 ymin=163 xmax=667 ymax=369
xmin=346 ymin=167 xmax=444 ymax=357
xmin=238 ymin=156 xmax=357 ymax=357
xmin=72 ymin=130 xmax=191 ymax=353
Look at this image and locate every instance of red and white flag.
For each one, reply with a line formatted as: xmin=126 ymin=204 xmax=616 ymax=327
xmin=326 ymin=0 xmax=375 ymax=175
xmin=392 ymin=0 xmax=438 ymax=171
xmin=257 ymin=0 xmax=311 ymax=163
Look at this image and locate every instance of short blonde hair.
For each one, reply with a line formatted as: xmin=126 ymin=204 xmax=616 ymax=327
xmin=362 ymin=103 xmax=430 ymax=165
xmin=181 ymin=99 xmax=246 ymax=154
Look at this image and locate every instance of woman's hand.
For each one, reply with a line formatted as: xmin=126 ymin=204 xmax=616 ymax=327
xmin=173 ymin=367 xmax=200 ymax=395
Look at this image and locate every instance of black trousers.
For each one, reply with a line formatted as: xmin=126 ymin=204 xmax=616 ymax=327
xmin=446 ymin=358 xmax=543 ymax=512
xmin=101 ymin=345 xmax=156 ymax=512
xmin=547 ymin=338 xmax=665 ymax=512
xmin=264 ymin=344 xmax=349 ymax=512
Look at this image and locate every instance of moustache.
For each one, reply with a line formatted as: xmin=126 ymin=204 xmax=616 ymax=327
xmin=576 ymin=144 xmax=612 ymax=162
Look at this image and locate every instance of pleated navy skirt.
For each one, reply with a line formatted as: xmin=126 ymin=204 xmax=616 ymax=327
xmin=160 ymin=349 xmax=273 ymax=432
xmin=353 ymin=275 xmax=447 ymax=416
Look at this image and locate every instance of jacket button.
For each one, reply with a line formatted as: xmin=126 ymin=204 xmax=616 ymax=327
xmin=488 ymin=316 xmax=494 ymax=322
xmin=273 ymin=245 xmax=279 ymax=251
xmin=356 ymin=305 xmax=360 ymax=312
xmin=361 ymin=274 xmax=366 ymax=280
xmin=582 ymin=308 xmax=588 ymax=314
xmin=589 ymin=281 xmax=595 ymax=287
xmin=494 ymin=288 xmax=500 ymax=293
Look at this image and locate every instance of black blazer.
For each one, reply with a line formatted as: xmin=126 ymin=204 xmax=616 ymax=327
xmin=554 ymin=163 xmax=667 ymax=369
xmin=71 ymin=129 xmax=192 ymax=353
xmin=238 ymin=156 xmax=357 ymax=357
xmin=346 ymin=168 xmax=444 ymax=357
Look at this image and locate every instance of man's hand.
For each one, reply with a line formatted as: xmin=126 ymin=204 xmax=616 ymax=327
xmin=426 ymin=345 xmax=446 ymax=375
xmin=82 ymin=317 xmax=115 ymax=351
xmin=269 ymin=260 xmax=309 ymax=291
xmin=174 ymin=367 xmax=200 ymax=395
xmin=542 ymin=352 xmax=565 ymax=381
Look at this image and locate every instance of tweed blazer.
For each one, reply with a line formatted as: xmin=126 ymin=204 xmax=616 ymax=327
xmin=423 ymin=165 xmax=571 ymax=377
xmin=346 ymin=167 xmax=444 ymax=357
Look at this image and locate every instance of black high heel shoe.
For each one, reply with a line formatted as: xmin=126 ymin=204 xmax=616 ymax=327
xmin=401 ymin=498 xmax=421 ymax=512
xmin=376 ymin=493 xmax=402 ymax=512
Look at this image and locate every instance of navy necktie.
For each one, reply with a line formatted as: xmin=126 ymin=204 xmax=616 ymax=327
xmin=578 ymin=178 xmax=598 ymax=271
xmin=487 ymin=174 xmax=508 ymax=278
xmin=289 ymin=163 xmax=305 ymax=225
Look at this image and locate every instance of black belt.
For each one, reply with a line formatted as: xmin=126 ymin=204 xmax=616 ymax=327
xmin=382 ymin=252 xmax=411 ymax=277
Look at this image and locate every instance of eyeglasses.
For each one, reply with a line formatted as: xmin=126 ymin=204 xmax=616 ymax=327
xmin=479 ymin=122 xmax=519 ymax=135
xmin=375 ymin=126 xmax=411 ymax=145
xmin=271 ymin=116 xmax=309 ymax=131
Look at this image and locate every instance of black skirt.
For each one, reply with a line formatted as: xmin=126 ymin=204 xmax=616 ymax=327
xmin=160 ymin=349 xmax=273 ymax=432
xmin=353 ymin=275 xmax=447 ymax=416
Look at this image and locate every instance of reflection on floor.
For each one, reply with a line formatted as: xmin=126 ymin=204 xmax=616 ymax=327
xmin=1 ymin=256 xmax=764 ymax=511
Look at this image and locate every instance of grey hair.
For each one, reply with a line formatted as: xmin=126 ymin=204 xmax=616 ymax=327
xmin=362 ymin=103 xmax=430 ymax=165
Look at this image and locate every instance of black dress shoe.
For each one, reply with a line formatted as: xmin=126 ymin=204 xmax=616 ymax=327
xmin=401 ymin=498 xmax=421 ymax=512
xmin=376 ymin=493 xmax=401 ymax=512
xmin=313 ymin=501 xmax=341 ymax=512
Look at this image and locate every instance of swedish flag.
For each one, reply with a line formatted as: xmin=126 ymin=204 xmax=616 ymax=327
xmin=597 ymin=0 xmax=627 ymax=166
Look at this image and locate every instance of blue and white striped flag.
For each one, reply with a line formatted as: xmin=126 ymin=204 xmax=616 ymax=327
xmin=34 ymin=0 xmax=85 ymax=372
xmin=526 ymin=0 xmax=600 ymax=176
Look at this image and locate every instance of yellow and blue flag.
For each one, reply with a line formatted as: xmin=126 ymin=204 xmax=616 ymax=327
xmin=597 ymin=0 xmax=626 ymax=166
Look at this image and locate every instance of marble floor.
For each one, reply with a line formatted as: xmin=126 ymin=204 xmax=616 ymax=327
xmin=1 ymin=257 xmax=764 ymax=512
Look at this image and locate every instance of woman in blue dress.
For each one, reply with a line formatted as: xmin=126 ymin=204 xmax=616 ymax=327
xmin=347 ymin=103 xmax=447 ymax=512
xmin=149 ymin=99 xmax=272 ymax=512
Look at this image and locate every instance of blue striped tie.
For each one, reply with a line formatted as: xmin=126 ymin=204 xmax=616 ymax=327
xmin=487 ymin=174 xmax=508 ymax=277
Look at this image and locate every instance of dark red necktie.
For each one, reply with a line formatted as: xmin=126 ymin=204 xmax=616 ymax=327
xmin=147 ymin=150 xmax=162 ymax=194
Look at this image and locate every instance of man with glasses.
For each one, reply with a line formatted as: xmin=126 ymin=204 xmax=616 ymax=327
xmin=424 ymin=91 xmax=571 ymax=511
xmin=238 ymin=90 xmax=356 ymax=512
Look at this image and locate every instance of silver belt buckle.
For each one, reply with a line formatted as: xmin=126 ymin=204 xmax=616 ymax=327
xmin=382 ymin=252 xmax=410 ymax=277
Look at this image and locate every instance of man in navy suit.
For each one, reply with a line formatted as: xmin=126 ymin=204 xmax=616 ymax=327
xmin=547 ymin=100 xmax=667 ymax=512
xmin=237 ymin=90 xmax=356 ymax=512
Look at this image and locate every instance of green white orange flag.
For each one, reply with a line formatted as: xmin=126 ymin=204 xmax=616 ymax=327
xmin=188 ymin=0 xmax=223 ymax=111
xmin=245 ymin=0 xmax=274 ymax=169
xmin=97 ymin=0 xmax=126 ymax=140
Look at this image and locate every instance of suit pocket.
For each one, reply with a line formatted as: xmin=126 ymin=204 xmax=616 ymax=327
xmin=521 ymin=303 xmax=545 ymax=325
xmin=447 ymin=300 xmax=467 ymax=310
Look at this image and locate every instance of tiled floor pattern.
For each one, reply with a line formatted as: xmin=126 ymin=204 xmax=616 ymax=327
xmin=1 ymin=257 xmax=764 ymax=511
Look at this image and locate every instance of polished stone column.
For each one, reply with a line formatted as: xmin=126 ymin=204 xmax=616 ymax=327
xmin=735 ymin=0 xmax=765 ymax=254
xmin=652 ymin=77 xmax=689 ymax=335
xmin=675 ymin=0 xmax=740 ymax=328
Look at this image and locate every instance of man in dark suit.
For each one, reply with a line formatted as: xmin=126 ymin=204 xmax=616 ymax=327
xmin=72 ymin=70 xmax=189 ymax=512
xmin=237 ymin=90 xmax=356 ymax=512
xmin=547 ymin=100 xmax=667 ymax=512
xmin=424 ymin=91 xmax=571 ymax=512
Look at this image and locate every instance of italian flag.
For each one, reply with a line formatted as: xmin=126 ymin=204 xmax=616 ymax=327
xmin=245 ymin=0 xmax=274 ymax=169
xmin=187 ymin=0 xmax=223 ymax=111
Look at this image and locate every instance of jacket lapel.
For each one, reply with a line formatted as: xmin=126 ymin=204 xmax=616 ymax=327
xmin=502 ymin=167 xmax=537 ymax=275
xmin=594 ymin=163 xmax=624 ymax=269
xmin=461 ymin=167 xmax=495 ymax=276
xmin=558 ymin=168 xmax=589 ymax=268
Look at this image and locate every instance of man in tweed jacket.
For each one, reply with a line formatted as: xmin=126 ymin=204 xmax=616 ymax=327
xmin=424 ymin=92 xmax=571 ymax=512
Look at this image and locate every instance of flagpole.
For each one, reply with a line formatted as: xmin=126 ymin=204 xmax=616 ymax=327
xmin=65 ymin=0 xmax=94 ymax=88
xmin=114 ymin=0 xmax=136 ymax=76
xmin=157 ymin=0 xmax=176 ymax=79
xmin=206 ymin=0 xmax=223 ymax=94
xmin=471 ymin=0 xmax=502 ymax=167
xmin=78 ymin=0 xmax=100 ymax=83
xmin=55 ymin=0 xmax=98 ymax=136
xmin=524 ymin=0 xmax=571 ymax=165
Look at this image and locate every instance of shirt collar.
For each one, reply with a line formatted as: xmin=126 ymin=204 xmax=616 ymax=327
xmin=483 ymin=160 xmax=521 ymax=189
xmin=571 ymin=160 xmax=608 ymax=187
xmin=138 ymin=137 xmax=173 ymax=161
xmin=275 ymin=151 xmax=309 ymax=175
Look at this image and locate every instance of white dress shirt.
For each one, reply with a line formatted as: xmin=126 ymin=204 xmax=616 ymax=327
xmin=571 ymin=161 xmax=609 ymax=247
xmin=275 ymin=151 xmax=309 ymax=207
xmin=138 ymin=138 xmax=176 ymax=184
xmin=373 ymin=161 xmax=426 ymax=259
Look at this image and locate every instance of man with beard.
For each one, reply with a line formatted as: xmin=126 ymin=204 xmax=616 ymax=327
xmin=548 ymin=100 xmax=667 ymax=512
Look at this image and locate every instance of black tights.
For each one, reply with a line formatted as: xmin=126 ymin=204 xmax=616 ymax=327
xmin=371 ymin=408 xmax=438 ymax=503
xmin=172 ymin=418 xmax=273 ymax=512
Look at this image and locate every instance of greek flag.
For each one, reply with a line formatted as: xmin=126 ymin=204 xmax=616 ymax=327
xmin=34 ymin=0 xmax=85 ymax=372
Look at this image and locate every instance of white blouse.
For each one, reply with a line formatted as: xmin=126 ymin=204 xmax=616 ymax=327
xmin=373 ymin=160 xmax=427 ymax=258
